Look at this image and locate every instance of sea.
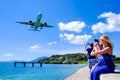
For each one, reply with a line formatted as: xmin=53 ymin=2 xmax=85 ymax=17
xmin=0 ymin=62 xmax=120 ymax=80
xmin=0 ymin=62 xmax=87 ymax=80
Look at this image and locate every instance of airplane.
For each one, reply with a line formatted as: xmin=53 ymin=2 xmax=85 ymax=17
xmin=16 ymin=13 xmax=54 ymax=31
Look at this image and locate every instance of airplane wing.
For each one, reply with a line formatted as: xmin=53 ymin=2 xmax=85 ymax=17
xmin=39 ymin=22 xmax=54 ymax=28
xmin=45 ymin=24 xmax=54 ymax=28
xmin=16 ymin=21 xmax=35 ymax=26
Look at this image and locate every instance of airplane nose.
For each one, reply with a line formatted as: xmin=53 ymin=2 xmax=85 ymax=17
xmin=38 ymin=12 xmax=42 ymax=15
xmin=38 ymin=12 xmax=42 ymax=17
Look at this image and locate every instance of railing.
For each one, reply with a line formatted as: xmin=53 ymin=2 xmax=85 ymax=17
xmin=14 ymin=62 xmax=42 ymax=67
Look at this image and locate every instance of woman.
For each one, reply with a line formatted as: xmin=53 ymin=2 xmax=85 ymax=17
xmin=90 ymin=35 xmax=115 ymax=80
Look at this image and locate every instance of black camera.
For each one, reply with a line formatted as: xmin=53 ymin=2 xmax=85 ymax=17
xmin=94 ymin=39 xmax=99 ymax=42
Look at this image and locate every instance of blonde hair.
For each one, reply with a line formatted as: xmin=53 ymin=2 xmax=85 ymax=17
xmin=100 ymin=35 xmax=113 ymax=49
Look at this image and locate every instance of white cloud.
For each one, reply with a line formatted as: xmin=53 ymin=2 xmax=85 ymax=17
xmin=48 ymin=41 xmax=57 ymax=45
xmin=51 ymin=48 xmax=84 ymax=55
xmin=92 ymin=12 xmax=120 ymax=34
xmin=30 ymin=45 xmax=40 ymax=49
xmin=58 ymin=21 xmax=86 ymax=33
xmin=3 ymin=52 xmax=14 ymax=57
xmin=60 ymin=33 xmax=92 ymax=45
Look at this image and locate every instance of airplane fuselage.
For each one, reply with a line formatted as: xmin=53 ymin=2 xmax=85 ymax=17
xmin=34 ymin=13 xmax=42 ymax=30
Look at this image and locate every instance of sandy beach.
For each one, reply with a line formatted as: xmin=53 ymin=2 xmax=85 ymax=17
xmin=65 ymin=67 xmax=89 ymax=80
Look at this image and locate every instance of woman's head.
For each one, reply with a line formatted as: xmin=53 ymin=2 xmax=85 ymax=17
xmin=100 ymin=35 xmax=113 ymax=49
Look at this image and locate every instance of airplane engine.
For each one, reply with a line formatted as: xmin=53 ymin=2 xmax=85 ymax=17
xmin=29 ymin=20 xmax=32 ymax=24
xmin=44 ymin=22 xmax=47 ymax=26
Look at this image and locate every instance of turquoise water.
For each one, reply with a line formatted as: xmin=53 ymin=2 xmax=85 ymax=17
xmin=115 ymin=65 xmax=120 ymax=70
xmin=0 ymin=62 xmax=86 ymax=80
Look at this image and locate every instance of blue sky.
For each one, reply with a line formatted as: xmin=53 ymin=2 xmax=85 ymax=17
xmin=0 ymin=0 xmax=120 ymax=61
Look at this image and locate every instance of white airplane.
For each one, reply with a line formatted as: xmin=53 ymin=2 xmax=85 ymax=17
xmin=16 ymin=13 xmax=54 ymax=31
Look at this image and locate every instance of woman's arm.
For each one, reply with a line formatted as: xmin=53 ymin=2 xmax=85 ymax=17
xmin=91 ymin=47 xmax=111 ymax=56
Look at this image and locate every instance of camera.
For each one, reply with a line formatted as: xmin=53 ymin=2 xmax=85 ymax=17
xmin=94 ymin=39 xmax=99 ymax=42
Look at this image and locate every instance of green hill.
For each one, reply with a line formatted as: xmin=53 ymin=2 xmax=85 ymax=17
xmin=39 ymin=53 xmax=87 ymax=64
xmin=38 ymin=53 xmax=120 ymax=65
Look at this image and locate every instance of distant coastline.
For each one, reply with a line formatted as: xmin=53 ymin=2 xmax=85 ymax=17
xmin=38 ymin=53 xmax=120 ymax=65
xmin=1 ymin=53 xmax=120 ymax=65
